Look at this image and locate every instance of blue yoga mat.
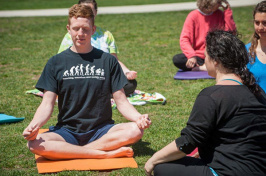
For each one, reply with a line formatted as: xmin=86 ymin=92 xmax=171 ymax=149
xmin=0 ymin=113 xmax=25 ymax=124
xmin=174 ymin=70 xmax=214 ymax=80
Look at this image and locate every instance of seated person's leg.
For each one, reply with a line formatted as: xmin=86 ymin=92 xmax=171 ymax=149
xmin=154 ymin=157 xmax=214 ymax=176
xmin=173 ymin=53 xmax=191 ymax=71
xmin=27 ymin=127 xmax=77 ymax=159
xmin=123 ymin=79 xmax=137 ymax=96
xmin=196 ymin=57 xmax=204 ymax=66
xmin=106 ymin=122 xmax=143 ymax=145
xmin=85 ymin=122 xmax=143 ymax=151
xmin=27 ymin=126 xmax=134 ymax=160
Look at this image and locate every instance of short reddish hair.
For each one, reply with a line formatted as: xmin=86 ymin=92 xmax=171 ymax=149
xmin=68 ymin=4 xmax=94 ymax=25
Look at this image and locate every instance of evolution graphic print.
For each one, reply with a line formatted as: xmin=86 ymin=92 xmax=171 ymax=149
xmin=63 ymin=64 xmax=105 ymax=80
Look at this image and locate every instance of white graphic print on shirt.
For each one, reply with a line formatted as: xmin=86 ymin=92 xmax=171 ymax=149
xmin=63 ymin=64 xmax=105 ymax=80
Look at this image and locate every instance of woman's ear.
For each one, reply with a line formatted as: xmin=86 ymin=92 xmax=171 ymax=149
xmin=213 ymin=60 xmax=219 ymax=67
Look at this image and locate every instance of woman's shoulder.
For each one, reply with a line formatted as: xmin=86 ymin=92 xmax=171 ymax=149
xmin=199 ymin=85 xmax=249 ymax=97
xmin=190 ymin=9 xmax=199 ymax=14
xmin=199 ymin=85 xmax=220 ymax=94
xmin=198 ymin=86 xmax=256 ymax=107
xmin=186 ymin=9 xmax=201 ymax=19
xmin=95 ymin=26 xmax=113 ymax=35
xmin=62 ymin=32 xmax=71 ymax=39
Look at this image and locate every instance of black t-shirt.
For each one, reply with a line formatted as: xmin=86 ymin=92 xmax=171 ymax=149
xmin=176 ymin=85 xmax=266 ymax=176
xmin=36 ymin=48 xmax=128 ymax=133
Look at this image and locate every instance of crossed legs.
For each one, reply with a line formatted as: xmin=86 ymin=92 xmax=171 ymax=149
xmin=173 ymin=53 xmax=205 ymax=71
xmin=27 ymin=122 xmax=143 ymax=160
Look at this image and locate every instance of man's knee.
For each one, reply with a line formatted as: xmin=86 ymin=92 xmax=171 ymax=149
xmin=27 ymin=139 xmax=46 ymax=155
xmin=127 ymin=123 xmax=143 ymax=141
xmin=27 ymin=133 xmax=57 ymax=156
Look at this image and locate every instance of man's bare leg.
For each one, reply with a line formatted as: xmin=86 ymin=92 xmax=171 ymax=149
xmin=28 ymin=132 xmax=134 ymax=160
xmin=85 ymin=122 xmax=143 ymax=151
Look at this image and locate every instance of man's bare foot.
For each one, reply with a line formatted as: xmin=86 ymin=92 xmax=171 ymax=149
xmin=107 ymin=147 xmax=134 ymax=158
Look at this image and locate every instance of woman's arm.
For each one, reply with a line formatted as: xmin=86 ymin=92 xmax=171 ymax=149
xmin=111 ymin=53 xmax=137 ymax=80
xmin=180 ymin=11 xmax=197 ymax=59
xmin=222 ymin=0 xmax=237 ymax=32
xmin=105 ymin=29 xmax=137 ymax=80
xmin=145 ymin=141 xmax=186 ymax=176
xmin=145 ymin=92 xmax=217 ymax=175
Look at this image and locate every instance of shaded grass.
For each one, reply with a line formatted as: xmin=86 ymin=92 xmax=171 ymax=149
xmin=0 ymin=6 xmax=255 ymax=175
xmin=1 ymin=0 xmax=196 ymax=10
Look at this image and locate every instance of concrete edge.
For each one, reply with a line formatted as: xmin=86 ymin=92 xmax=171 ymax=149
xmin=0 ymin=0 xmax=260 ymax=17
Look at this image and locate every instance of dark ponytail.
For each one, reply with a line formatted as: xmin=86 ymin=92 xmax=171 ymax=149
xmin=236 ymin=66 xmax=259 ymax=94
xmin=206 ymin=30 xmax=260 ymax=95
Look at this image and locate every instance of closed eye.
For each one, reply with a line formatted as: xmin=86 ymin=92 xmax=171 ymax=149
xmin=72 ymin=27 xmax=80 ymax=31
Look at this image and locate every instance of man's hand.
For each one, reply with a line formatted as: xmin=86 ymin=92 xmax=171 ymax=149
xmin=186 ymin=57 xmax=198 ymax=68
xmin=125 ymin=71 xmax=137 ymax=80
xmin=23 ymin=124 xmax=40 ymax=141
xmin=136 ymin=114 xmax=151 ymax=130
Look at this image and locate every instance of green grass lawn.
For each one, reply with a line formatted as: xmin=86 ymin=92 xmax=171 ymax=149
xmin=1 ymin=0 xmax=195 ymax=10
xmin=0 ymin=5 xmax=255 ymax=176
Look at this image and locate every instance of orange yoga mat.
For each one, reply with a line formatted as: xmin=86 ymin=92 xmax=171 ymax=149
xmin=35 ymin=129 xmax=138 ymax=174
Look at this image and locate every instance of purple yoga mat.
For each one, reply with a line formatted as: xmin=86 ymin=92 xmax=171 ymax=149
xmin=174 ymin=70 xmax=214 ymax=80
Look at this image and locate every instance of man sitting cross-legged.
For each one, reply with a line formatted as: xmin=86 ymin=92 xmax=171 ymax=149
xmin=23 ymin=4 xmax=151 ymax=160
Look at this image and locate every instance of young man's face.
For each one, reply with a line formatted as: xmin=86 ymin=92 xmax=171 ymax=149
xmin=67 ymin=17 xmax=95 ymax=50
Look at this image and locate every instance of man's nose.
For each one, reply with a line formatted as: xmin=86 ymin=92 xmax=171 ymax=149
xmin=78 ymin=28 xmax=84 ymax=35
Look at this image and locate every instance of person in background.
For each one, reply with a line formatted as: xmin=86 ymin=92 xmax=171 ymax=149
xmin=23 ymin=4 xmax=151 ymax=160
xmin=145 ymin=30 xmax=266 ymax=176
xmin=246 ymin=1 xmax=266 ymax=101
xmin=173 ymin=0 xmax=236 ymax=71
xmin=58 ymin=0 xmax=137 ymax=96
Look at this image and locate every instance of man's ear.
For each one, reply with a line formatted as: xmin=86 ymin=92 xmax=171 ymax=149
xmin=92 ymin=25 xmax=96 ymax=35
xmin=67 ymin=24 xmax=70 ymax=34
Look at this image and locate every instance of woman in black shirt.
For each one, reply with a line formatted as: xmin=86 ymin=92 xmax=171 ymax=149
xmin=145 ymin=30 xmax=266 ymax=176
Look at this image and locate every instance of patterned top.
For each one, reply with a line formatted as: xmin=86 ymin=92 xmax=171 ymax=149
xmin=58 ymin=26 xmax=119 ymax=54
